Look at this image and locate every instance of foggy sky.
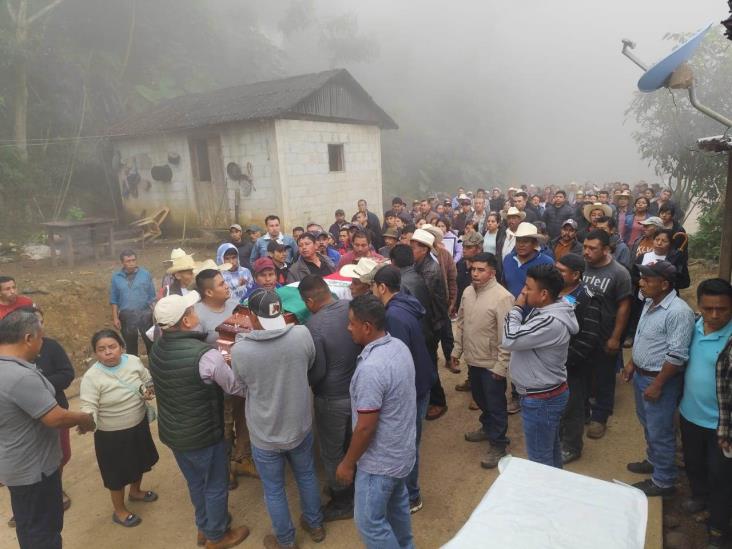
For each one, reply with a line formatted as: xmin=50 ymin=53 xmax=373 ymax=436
xmin=254 ymin=0 xmax=727 ymax=189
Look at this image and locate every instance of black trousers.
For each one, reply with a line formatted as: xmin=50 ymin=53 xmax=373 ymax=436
xmin=468 ymin=366 xmax=508 ymax=448
xmin=119 ymin=309 xmax=153 ymax=357
xmin=438 ymin=321 xmax=455 ymax=363
xmin=426 ymin=334 xmax=447 ymax=407
xmin=680 ymin=415 xmax=732 ymax=534
xmin=8 ymin=469 xmax=63 ymax=549
xmin=560 ymin=370 xmax=588 ymax=455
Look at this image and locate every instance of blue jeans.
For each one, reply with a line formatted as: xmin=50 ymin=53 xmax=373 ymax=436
xmin=251 ymin=431 xmax=323 ymax=546
xmin=590 ymin=349 xmax=617 ymax=424
xmin=468 ymin=366 xmax=509 ymax=448
xmin=354 ymin=470 xmax=414 ymax=549
xmin=520 ymin=389 xmax=570 ymax=468
xmin=406 ymin=392 xmax=429 ymax=501
xmin=172 ymin=439 xmax=229 ymax=542
xmin=633 ymin=372 xmax=682 ymax=488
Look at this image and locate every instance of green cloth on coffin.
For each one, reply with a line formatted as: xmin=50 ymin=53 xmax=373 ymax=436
xmin=276 ymin=285 xmax=311 ymax=323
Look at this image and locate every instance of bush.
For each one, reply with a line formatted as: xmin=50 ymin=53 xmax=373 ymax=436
xmin=688 ymin=206 xmax=722 ymax=260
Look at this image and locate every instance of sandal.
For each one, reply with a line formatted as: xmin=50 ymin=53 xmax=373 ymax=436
xmin=129 ymin=490 xmax=158 ymax=503
xmin=112 ymin=513 xmax=142 ymax=528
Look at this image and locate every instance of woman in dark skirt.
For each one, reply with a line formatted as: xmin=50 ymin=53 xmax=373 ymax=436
xmin=80 ymin=329 xmax=159 ymax=528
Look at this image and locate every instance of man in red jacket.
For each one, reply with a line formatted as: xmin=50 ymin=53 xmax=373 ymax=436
xmin=0 ymin=276 xmax=33 ymax=320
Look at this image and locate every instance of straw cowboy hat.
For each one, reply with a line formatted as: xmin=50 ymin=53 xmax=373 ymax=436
xmin=501 ymin=206 xmax=526 ymax=221
xmin=421 ymin=224 xmax=444 ymax=245
xmin=165 ymin=248 xmax=196 ymax=274
xmin=582 ymin=202 xmax=613 ymax=223
xmin=410 ymin=228 xmax=435 ymax=249
xmin=193 ymin=258 xmax=232 ymax=275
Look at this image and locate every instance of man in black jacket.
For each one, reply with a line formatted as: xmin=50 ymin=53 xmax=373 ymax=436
xmin=543 ymin=191 xmax=576 ymax=240
xmin=556 ymin=254 xmax=603 ymax=464
xmin=410 ymin=229 xmax=449 ymax=421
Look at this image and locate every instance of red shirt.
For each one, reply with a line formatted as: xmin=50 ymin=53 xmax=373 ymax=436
xmin=0 ymin=295 xmax=34 ymax=319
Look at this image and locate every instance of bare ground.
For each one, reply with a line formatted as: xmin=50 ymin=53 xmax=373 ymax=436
xmin=1 ymin=243 xmax=715 ymax=548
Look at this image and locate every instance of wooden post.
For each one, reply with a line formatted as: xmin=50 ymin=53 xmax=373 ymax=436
xmin=720 ymin=151 xmax=732 ymax=281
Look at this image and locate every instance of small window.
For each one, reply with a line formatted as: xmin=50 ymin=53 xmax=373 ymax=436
xmin=328 ymin=144 xmax=345 ymax=172
xmin=190 ymin=138 xmax=211 ymax=181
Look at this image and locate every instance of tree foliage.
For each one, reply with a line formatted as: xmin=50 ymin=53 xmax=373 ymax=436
xmin=626 ymin=30 xmax=732 ymax=220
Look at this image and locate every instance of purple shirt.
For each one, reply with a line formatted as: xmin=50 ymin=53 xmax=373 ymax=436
xmin=199 ymin=349 xmax=245 ymax=397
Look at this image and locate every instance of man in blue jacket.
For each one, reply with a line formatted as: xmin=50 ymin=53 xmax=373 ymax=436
xmin=249 ymin=215 xmax=297 ymax=264
xmin=370 ymin=264 xmax=434 ymax=516
xmin=502 ymin=223 xmax=554 ymax=298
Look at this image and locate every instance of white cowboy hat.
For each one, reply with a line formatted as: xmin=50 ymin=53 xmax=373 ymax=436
xmin=582 ymin=202 xmax=613 ymax=223
xmin=193 ymin=258 xmax=232 ymax=275
xmin=514 ymin=222 xmax=546 ymax=249
xmin=410 ymin=228 xmax=435 ymax=249
xmin=501 ymin=206 xmax=526 ymax=221
xmin=339 ymin=257 xmax=381 ymax=279
xmin=421 ymin=224 xmax=444 ymax=245
xmin=165 ymin=248 xmax=197 ymax=274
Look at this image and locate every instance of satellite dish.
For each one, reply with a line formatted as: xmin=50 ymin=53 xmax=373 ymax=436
xmin=637 ymin=22 xmax=714 ymax=92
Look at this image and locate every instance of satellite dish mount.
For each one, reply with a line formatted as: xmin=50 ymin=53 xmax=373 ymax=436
xmin=621 ymin=22 xmax=732 ymax=128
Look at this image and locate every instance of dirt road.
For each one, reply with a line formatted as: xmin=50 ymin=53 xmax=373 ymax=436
xmin=0 ymin=243 xmax=664 ymax=548
xmin=0 ymin=370 xmax=660 ymax=549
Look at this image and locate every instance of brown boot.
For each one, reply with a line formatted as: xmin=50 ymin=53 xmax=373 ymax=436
xmin=231 ymin=457 xmax=259 ymax=479
xmin=263 ymin=534 xmax=300 ymax=548
xmin=205 ymin=526 xmax=250 ymax=549
xmin=480 ymin=445 xmax=507 ymax=469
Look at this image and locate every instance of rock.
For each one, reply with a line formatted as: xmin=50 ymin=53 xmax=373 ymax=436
xmin=664 ymin=531 xmax=690 ymax=549
xmin=21 ymin=244 xmax=51 ymax=260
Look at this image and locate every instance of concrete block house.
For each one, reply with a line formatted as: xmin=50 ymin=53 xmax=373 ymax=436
xmin=107 ymin=69 xmax=397 ymax=231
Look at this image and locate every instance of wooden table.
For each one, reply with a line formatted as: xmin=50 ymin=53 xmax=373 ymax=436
xmin=41 ymin=218 xmax=115 ymax=267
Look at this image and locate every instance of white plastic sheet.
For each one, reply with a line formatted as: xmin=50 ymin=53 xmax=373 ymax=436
xmin=442 ymin=457 xmax=647 ymax=549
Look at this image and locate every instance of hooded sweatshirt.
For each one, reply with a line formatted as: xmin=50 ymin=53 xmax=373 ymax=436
xmin=385 ymin=292 xmax=435 ymax=398
xmin=502 ymin=300 xmax=579 ymax=395
xmin=216 ymin=243 xmax=254 ymax=302
xmin=231 ymin=324 xmax=315 ymax=451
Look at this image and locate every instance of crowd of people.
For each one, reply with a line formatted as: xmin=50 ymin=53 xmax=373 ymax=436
xmin=1 ymin=180 xmax=731 ymax=549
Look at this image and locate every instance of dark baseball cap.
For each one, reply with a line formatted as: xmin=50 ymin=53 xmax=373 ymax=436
xmin=248 ymin=288 xmax=286 ymax=330
xmin=557 ymin=253 xmax=585 ymax=274
xmin=637 ymin=260 xmax=677 ymax=282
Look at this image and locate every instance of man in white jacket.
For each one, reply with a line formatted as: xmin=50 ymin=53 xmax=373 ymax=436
xmin=502 ymin=264 xmax=579 ymax=468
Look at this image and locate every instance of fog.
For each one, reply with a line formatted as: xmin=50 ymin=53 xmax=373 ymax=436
xmin=238 ymin=0 xmax=724 ymax=188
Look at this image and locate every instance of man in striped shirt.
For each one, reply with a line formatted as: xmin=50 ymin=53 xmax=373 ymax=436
xmin=621 ymin=261 xmax=695 ymax=497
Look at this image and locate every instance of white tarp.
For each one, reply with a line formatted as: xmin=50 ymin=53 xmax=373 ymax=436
xmin=442 ymin=456 xmax=647 ymax=549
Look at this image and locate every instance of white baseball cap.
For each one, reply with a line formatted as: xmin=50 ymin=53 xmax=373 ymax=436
xmin=154 ymin=291 xmax=200 ymax=329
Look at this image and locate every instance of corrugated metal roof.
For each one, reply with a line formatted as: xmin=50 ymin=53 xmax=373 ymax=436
xmin=108 ymin=69 xmax=397 ymax=137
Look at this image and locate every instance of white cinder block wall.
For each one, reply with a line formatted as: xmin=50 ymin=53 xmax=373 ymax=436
xmin=114 ymin=134 xmax=196 ymax=227
xmin=114 ymin=118 xmax=384 ymax=232
xmin=218 ymin=121 xmax=281 ymax=227
xmin=274 ymin=119 xmax=383 ymax=231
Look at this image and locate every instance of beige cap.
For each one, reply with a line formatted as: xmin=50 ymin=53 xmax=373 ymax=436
xmin=154 ymin=291 xmax=200 ymax=329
